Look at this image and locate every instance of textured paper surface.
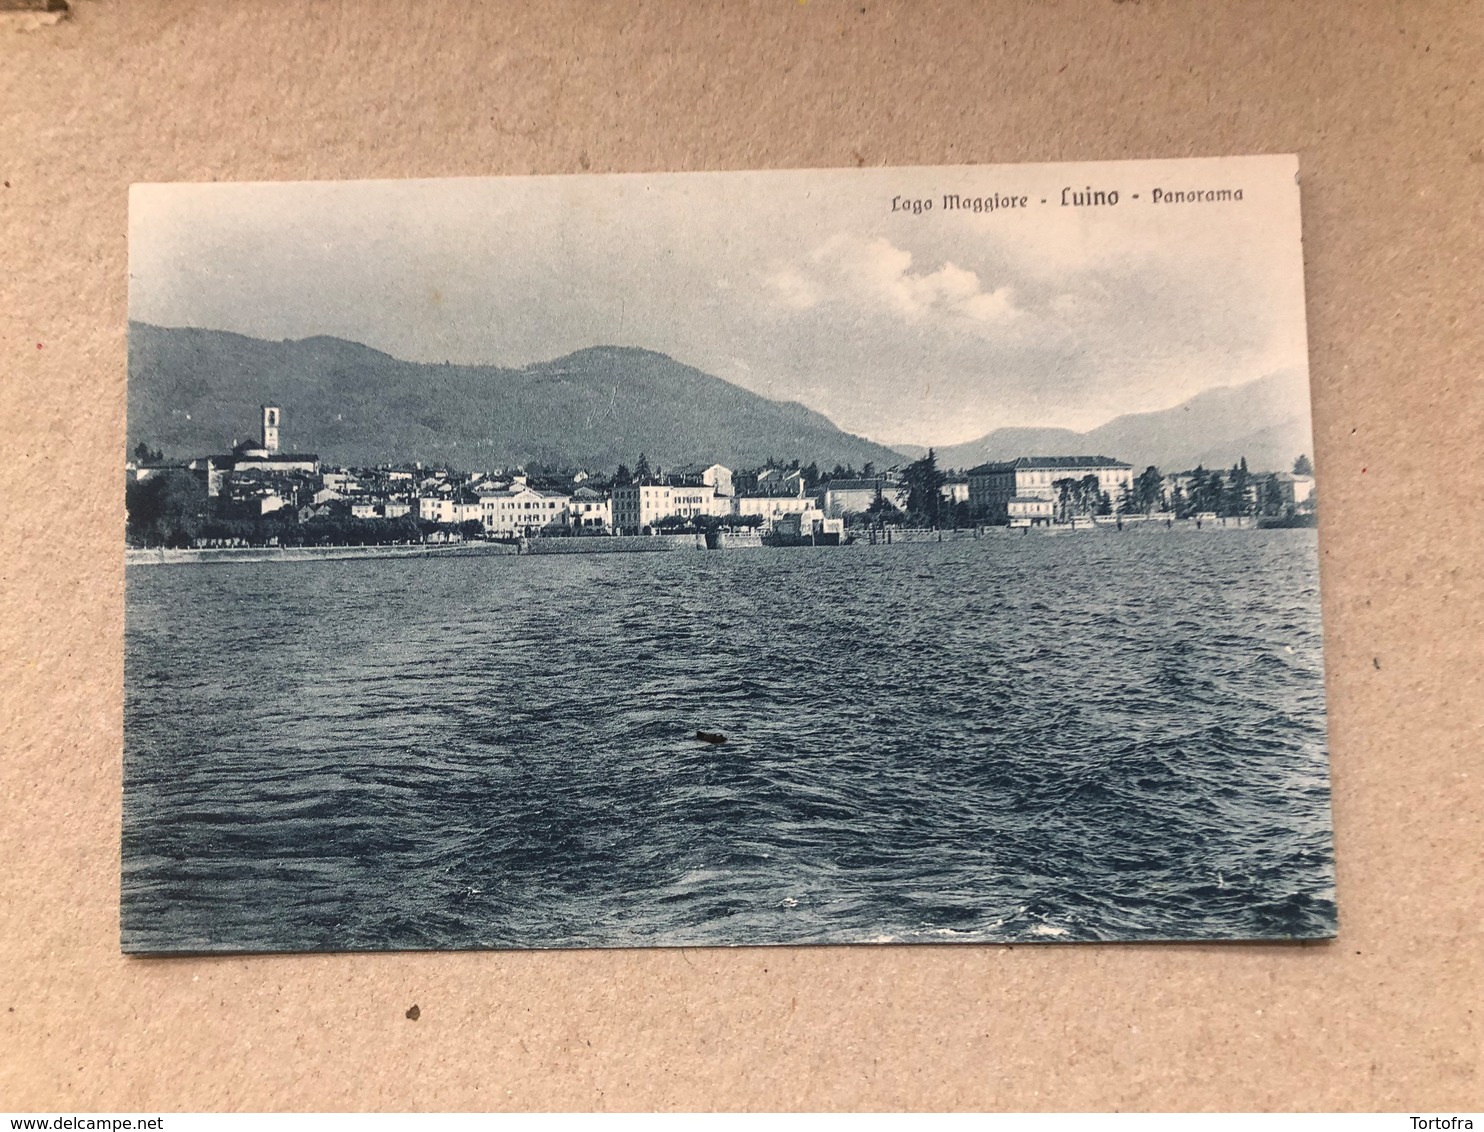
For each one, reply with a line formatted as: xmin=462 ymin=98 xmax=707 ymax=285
xmin=2 ymin=0 xmax=1480 ymax=1112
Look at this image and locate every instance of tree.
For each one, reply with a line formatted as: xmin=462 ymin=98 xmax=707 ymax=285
xmin=1053 ymin=478 xmax=1078 ymax=523
xmin=862 ymin=462 xmax=875 ymax=479
xmin=1183 ymin=466 xmax=1224 ymax=515
xmin=1054 ymin=475 xmax=1104 ymax=522
xmin=1203 ymin=470 xmax=1225 ymax=514
xmin=1259 ymin=475 xmax=1286 ymax=517
xmin=1223 ymin=459 xmax=1251 ymax=517
xmin=635 ymin=453 xmax=651 ymax=481
xmin=126 ymin=469 xmax=207 ymax=547
xmin=132 ymin=441 xmax=164 ymax=464
xmin=615 ymin=464 xmax=632 ymax=485
xmin=864 ymin=492 xmax=904 ymax=526
xmin=903 ymin=449 xmax=946 ymax=526
xmin=458 ymin=519 xmax=484 ymax=540
xmin=1170 ymin=483 xmax=1189 ymax=518
xmin=1293 ymin=454 xmax=1314 ymax=476
xmin=1132 ymin=466 xmax=1165 ymax=513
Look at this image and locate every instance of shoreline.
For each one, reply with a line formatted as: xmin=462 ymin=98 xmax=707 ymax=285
xmin=125 ymin=517 xmax=1308 ymax=567
xmin=125 ymin=542 xmax=518 ymax=567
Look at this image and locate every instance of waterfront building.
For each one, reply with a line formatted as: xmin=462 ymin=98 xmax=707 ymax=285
xmin=415 ymin=493 xmax=479 ymax=524
xmin=820 ymin=478 xmax=909 ymax=518
xmin=415 ymin=495 xmax=455 ymax=524
xmin=730 ymin=493 xmax=815 ymax=530
xmin=1006 ymin=496 xmax=1056 ymax=527
xmin=967 ymin=456 xmax=1133 ymax=524
xmin=771 ymin=509 xmax=845 ymax=545
xmin=348 ymin=499 xmax=412 ymax=520
xmin=478 ymin=485 xmax=572 ymax=536
xmin=1272 ymin=471 xmax=1316 ymax=511
xmin=568 ymin=486 xmax=612 ymax=533
xmin=611 ymin=481 xmax=728 ymax=533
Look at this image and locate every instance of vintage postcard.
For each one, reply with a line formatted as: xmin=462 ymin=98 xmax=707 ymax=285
xmin=124 ymin=156 xmax=1334 ymax=952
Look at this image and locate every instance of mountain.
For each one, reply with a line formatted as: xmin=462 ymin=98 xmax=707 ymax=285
xmin=923 ymin=371 xmax=1314 ymax=474
xmin=127 ymin=324 xmax=905 ymax=472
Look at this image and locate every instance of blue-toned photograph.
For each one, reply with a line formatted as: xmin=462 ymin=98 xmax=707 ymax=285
xmin=123 ymin=157 xmax=1334 ymax=952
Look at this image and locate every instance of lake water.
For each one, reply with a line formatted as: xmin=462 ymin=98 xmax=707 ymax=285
xmin=122 ymin=530 xmax=1336 ymax=952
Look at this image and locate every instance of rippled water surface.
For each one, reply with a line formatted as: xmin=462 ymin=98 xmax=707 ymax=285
xmin=123 ymin=530 xmax=1335 ymax=951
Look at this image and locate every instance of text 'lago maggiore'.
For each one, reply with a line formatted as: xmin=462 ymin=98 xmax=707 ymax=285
xmin=891 ymin=186 xmax=1245 ymax=213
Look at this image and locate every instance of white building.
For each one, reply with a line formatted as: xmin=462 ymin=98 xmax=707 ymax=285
xmin=352 ymin=498 xmax=413 ymax=520
xmin=667 ymin=463 xmax=735 ymax=497
xmin=567 ymin=487 xmax=611 ymax=532
xmin=415 ymin=495 xmax=458 ymax=524
xmin=1273 ymin=472 xmax=1316 ymax=511
xmin=820 ymin=478 xmax=909 ymax=518
xmin=940 ymin=479 xmax=970 ymax=505
xmin=478 ymin=485 xmax=571 ymax=536
xmin=1007 ymin=496 xmax=1056 ymax=527
xmin=967 ymin=456 xmax=1133 ymax=524
xmin=771 ymin=509 xmax=845 ymax=544
xmin=611 ymin=482 xmax=728 ymax=533
xmin=414 ymin=494 xmax=482 ymax=525
xmin=730 ymin=494 xmax=816 ymax=530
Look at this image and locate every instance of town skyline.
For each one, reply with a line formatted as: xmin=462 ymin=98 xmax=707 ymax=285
xmin=128 ymin=396 xmax=1318 ymax=554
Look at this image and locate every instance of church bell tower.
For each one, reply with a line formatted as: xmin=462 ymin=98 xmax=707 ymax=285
xmin=261 ymin=405 xmax=281 ymax=454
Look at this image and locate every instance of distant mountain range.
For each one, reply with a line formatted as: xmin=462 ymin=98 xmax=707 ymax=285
xmin=127 ymin=324 xmax=905 ymax=471
xmin=899 ymin=370 xmax=1315 ymax=475
xmin=129 ymin=323 xmax=1313 ymax=476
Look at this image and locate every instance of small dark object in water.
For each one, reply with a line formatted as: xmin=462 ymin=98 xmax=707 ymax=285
xmin=695 ymin=730 xmax=727 ymax=745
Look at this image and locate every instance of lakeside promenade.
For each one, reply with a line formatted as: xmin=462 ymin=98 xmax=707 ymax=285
xmin=125 ymin=541 xmax=518 ymax=567
xmin=125 ymin=514 xmax=1295 ymax=567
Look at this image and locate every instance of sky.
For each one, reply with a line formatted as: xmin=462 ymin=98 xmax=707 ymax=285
xmin=129 ymin=156 xmax=1311 ymax=447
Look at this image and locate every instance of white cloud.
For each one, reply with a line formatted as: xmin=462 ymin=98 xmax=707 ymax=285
xmin=769 ymin=235 xmax=1022 ymax=330
xmin=765 ymin=266 xmax=821 ymax=310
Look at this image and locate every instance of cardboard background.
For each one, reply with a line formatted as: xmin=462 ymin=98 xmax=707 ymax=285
xmin=2 ymin=0 xmax=1480 ymax=1112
